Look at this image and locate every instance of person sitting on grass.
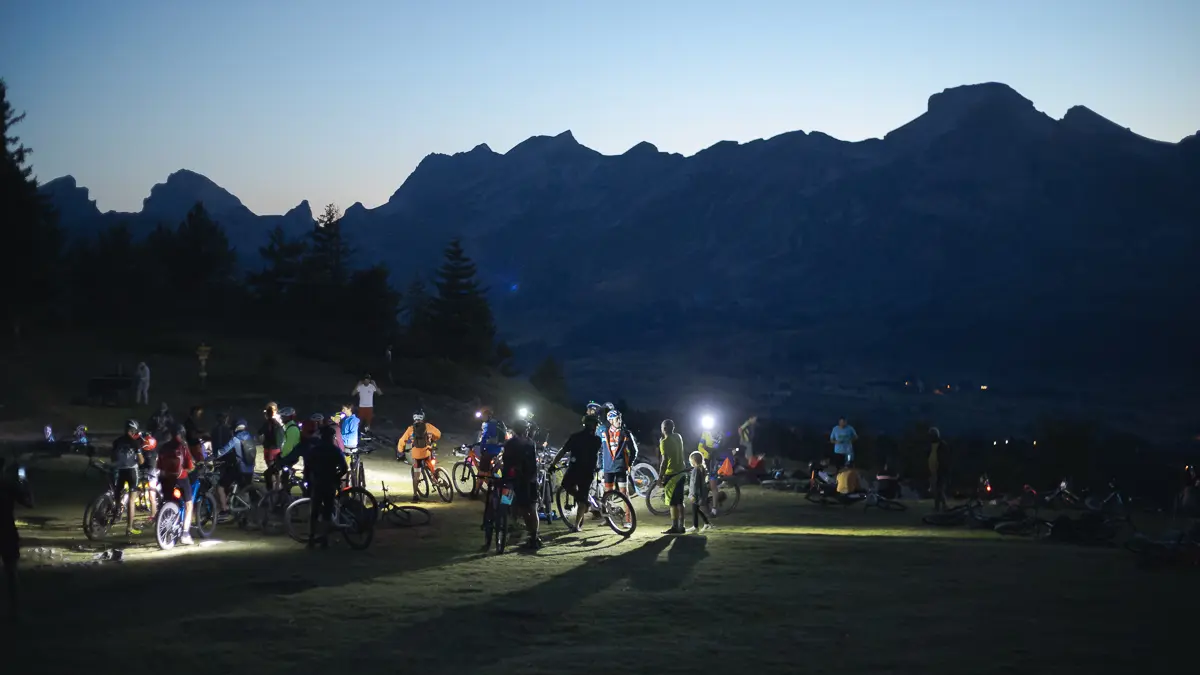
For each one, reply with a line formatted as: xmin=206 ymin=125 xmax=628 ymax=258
xmin=0 ymin=457 xmax=33 ymax=621
xmin=688 ymin=451 xmax=712 ymax=533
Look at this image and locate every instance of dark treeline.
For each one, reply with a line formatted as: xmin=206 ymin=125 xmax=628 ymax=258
xmin=1 ymin=80 xmax=513 ymax=381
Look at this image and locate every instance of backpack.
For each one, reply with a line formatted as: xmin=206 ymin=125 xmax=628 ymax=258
xmin=412 ymin=421 xmax=428 ymax=449
xmin=160 ymin=444 xmax=185 ymax=479
xmin=238 ymin=434 xmax=257 ymax=470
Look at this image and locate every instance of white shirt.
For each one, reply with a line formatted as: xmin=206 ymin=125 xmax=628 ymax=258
xmin=136 ymin=363 xmax=150 ymax=382
xmin=354 ymin=382 xmax=379 ymax=407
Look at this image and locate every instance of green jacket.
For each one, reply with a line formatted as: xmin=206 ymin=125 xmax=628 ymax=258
xmin=281 ymin=421 xmax=301 ymax=458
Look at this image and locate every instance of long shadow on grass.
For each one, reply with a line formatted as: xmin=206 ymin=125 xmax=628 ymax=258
xmin=329 ymin=535 xmax=709 ymax=667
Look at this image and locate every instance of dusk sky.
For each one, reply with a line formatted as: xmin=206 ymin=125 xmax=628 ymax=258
xmin=3 ymin=0 xmax=1197 ymax=215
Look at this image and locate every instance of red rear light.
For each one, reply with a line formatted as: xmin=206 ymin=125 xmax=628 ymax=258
xmin=172 ymin=488 xmax=182 ymax=499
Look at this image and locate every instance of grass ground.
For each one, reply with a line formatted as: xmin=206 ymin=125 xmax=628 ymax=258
xmin=7 ymin=439 xmax=1191 ymax=675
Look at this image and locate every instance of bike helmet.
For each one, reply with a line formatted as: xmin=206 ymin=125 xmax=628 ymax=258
xmin=279 ymin=406 xmax=296 ymax=420
xmin=586 ymin=401 xmax=601 ymax=413
xmin=173 ymin=423 xmax=187 ymax=437
xmin=604 ymin=402 xmax=615 ymax=411
xmin=606 ymin=409 xmax=621 ymax=423
xmin=309 ymin=412 xmax=324 ymax=423
xmin=413 ymin=410 xmax=426 ymax=422
xmin=124 ymin=419 xmax=140 ymax=432
xmin=234 ymin=419 xmax=248 ymax=431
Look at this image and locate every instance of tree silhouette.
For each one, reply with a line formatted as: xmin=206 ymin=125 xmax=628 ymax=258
xmin=0 ymin=79 xmax=63 ymax=340
xmin=530 ymin=356 xmax=569 ymax=405
xmin=249 ymin=224 xmax=308 ymax=306
xmin=429 ymin=238 xmax=496 ymax=366
xmin=307 ymin=203 xmax=351 ymax=289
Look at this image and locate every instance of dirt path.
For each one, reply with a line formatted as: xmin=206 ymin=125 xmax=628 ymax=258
xmin=7 ymin=452 xmax=1190 ymax=675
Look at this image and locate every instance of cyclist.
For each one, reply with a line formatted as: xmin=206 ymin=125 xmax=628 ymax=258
xmin=157 ymin=424 xmax=196 ymax=546
xmin=138 ymin=429 xmax=160 ymax=521
xmin=111 ymin=419 xmax=146 ymax=536
xmin=551 ymin=415 xmax=602 ymax=532
xmin=338 ymin=403 xmax=360 ymax=453
xmin=211 ymin=412 xmax=234 ymax=463
xmin=259 ymin=403 xmax=284 ymax=475
xmin=304 ymin=425 xmax=347 ymax=549
xmin=269 ymin=407 xmax=302 ymax=489
xmin=398 ymin=410 xmax=443 ymax=503
xmin=502 ymin=419 xmax=540 ymax=550
xmin=214 ymin=419 xmax=256 ymax=522
xmin=696 ymin=425 xmax=722 ymax=516
xmin=183 ymin=405 xmax=208 ymax=457
xmin=658 ymin=419 xmax=688 ymax=534
xmin=473 ymin=407 xmax=506 ymax=497
xmin=601 ymin=409 xmax=638 ymax=498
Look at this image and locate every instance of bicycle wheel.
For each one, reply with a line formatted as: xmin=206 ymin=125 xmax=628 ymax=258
xmin=452 ymin=462 xmax=477 ymax=497
xmin=387 ymin=504 xmax=432 ymax=527
xmin=84 ymin=493 xmax=115 ymax=541
xmin=602 ymin=490 xmax=636 ymax=537
xmin=414 ymin=471 xmax=431 ymax=499
xmin=645 ymin=483 xmax=669 ymax=516
xmin=355 ymin=462 xmax=366 ymax=490
xmin=196 ymin=494 xmax=217 ymax=538
xmin=341 ymin=486 xmax=378 ymax=524
xmin=495 ymin=504 xmax=509 ymax=554
xmin=155 ymin=502 xmax=181 ymax=551
xmin=713 ymin=481 xmax=741 ymax=516
xmin=630 ymin=463 xmax=658 ymax=498
xmin=555 ymin=486 xmax=580 ymax=530
xmin=284 ymin=497 xmax=313 ymax=544
xmin=434 ymin=468 xmax=455 ymax=503
xmin=339 ymin=497 xmax=375 ymax=550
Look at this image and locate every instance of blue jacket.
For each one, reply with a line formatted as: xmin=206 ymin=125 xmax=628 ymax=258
xmin=340 ymin=414 xmax=360 ymax=449
xmin=218 ymin=430 xmax=257 ymax=475
xmin=600 ymin=427 xmax=638 ymax=474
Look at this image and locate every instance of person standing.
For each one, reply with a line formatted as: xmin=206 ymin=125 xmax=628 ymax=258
xmin=657 ymin=419 xmax=688 ymax=534
xmin=303 ymin=426 xmax=347 ymax=549
xmin=687 ymin=451 xmax=712 ymax=533
xmin=830 ymin=417 xmax=859 ymax=467
xmin=0 ymin=457 xmax=33 ymax=621
xmin=551 ymin=415 xmax=603 ymax=532
xmin=338 ymin=403 xmax=360 ymax=453
xmin=135 ymin=361 xmax=150 ymax=405
xmin=501 ymin=420 xmax=541 ymax=551
xmin=352 ymin=374 xmax=381 ymax=430
xmin=928 ymin=427 xmax=951 ymax=512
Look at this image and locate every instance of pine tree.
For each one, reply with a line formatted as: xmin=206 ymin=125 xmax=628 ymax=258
xmin=345 ymin=265 xmax=401 ymax=351
xmin=428 ymin=238 xmax=496 ymax=366
xmin=530 ymin=356 xmax=569 ymax=405
xmin=0 ymin=79 xmax=63 ymax=340
xmin=307 ymin=203 xmax=351 ymax=288
xmin=248 ymin=224 xmax=308 ymax=306
xmin=174 ymin=202 xmax=237 ymax=310
xmin=400 ymin=277 xmax=434 ymax=356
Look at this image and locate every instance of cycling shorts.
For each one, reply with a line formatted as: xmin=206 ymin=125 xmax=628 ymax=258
xmin=603 ymin=470 xmax=628 ymax=487
xmin=562 ymin=470 xmax=592 ymax=496
xmin=114 ymin=468 xmax=139 ymax=496
xmin=263 ymin=447 xmax=281 ymax=463
xmin=411 ymin=457 xmax=435 ymax=472
xmin=163 ymin=477 xmax=192 ymax=502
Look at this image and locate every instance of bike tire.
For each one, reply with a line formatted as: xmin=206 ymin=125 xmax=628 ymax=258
xmin=715 ymin=481 xmax=741 ymax=516
xmin=434 ymin=467 xmax=455 ymax=503
xmin=155 ymin=502 xmax=181 ymax=551
xmin=387 ymin=504 xmax=432 ymax=527
xmin=339 ymin=498 xmax=375 ymax=550
xmin=196 ymin=495 xmax=217 ymax=538
xmin=84 ymin=492 xmax=115 ymax=541
xmin=630 ymin=463 xmax=658 ymax=498
xmin=415 ymin=471 xmax=431 ymax=499
xmin=355 ymin=463 xmax=366 ymax=491
xmin=284 ymin=497 xmax=313 ymax=544
xmin=645 ymin=484 xmax=668 ymax=516
xmin=451 ymin=462 xmax=477 ymax=497
xmin=495 ymin=503 xmax=509 ymax=554
xmin=555 ymin=486 xmax=580 ymax=530
xmin=602 ymin=490 xmax=637 ymax=537
xmin=341 ymin=486 xmax=378 ymax=524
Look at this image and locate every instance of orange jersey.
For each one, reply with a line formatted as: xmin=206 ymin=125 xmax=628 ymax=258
xmin=398 ymin=423 xmax=442 ymax=460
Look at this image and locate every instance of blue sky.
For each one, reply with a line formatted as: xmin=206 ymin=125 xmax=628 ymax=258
xmin=3 ymin=0 xmax=1197 ymax=215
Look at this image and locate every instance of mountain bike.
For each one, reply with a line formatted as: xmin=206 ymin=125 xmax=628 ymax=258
xmin=480 ymin=475 xmax=516 ymax=554
xmin=154 ymin=477 xmax=217 ymax=550
xmin=452 ymin=444 xmax=482 ymax=498
xmin=412 ymin=451 xmax=454 ymax=503
xmin=375 ymin=482 xmax=432 ymax=527
xmin=284 ymin=486 xmax=376 ymax=550
xmin=257 ymin=463 xmax=309 ymax=533
xmin=535 ymin=449 xmax=559 ymax=523
xmin=554 ymin=470 xmax=637 ymax=536
xmin=83 ymin=467 xmax=159 ymax=540
xmin=345 ymin=446 xmax=373 ymax=490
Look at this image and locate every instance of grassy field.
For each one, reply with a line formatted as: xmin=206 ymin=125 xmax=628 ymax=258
xmin=7 ymin=439 xmax=1190 ymax=675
